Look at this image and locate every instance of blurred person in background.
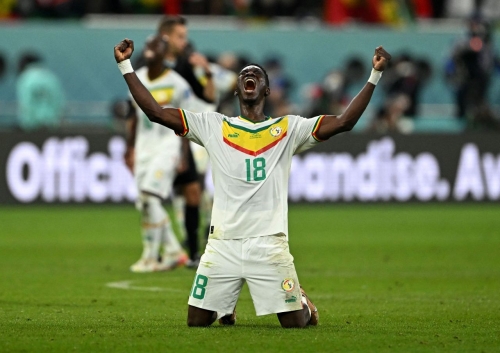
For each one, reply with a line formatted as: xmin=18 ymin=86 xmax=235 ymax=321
xmin=445 ymin=14 xmax=500 ymax=130
xmin=193 ymin=54 xmax=238 ymax=245
xmin=263 ymin=56 xmax=297 ymax=117
xmin=193 ymin=54 xmax=238 ymax=108
xmin=158 ymin=16 xmax=216 ymax=104
xmin=370 ymin=94 xmax=412 ymax=133
xmin=370 ymin=53 xmax=432 ymax=133
xmin=304 ymin=56 xmax=366 ymax=118
xmin=110 ymin=98 xmax=134 ymax=132
xmin=124 ymin=34 xmax=215 ymax=273
xmin=157 ymin=15 xmax=216 ymax=268
xmin=16 ymin=52 xmax=65 ymax=130
xmin=216 ymin=52 xmax=251 ymax=117
xmin=381 ymin=54 xmax=432 ymax=117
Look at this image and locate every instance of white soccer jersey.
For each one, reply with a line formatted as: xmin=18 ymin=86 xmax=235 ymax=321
xmin=131 ymin=67 xmax=214 ymax=163
xmin=177 ymin=110 xmax=325 ymax=239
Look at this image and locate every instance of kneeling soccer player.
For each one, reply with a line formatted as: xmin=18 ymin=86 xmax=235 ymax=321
xmin=114 ymin=37 xmax=391 ymax=327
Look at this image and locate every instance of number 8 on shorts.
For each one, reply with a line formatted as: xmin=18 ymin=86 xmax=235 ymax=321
xmin=191 ymin=274 xmax=208 ymax=299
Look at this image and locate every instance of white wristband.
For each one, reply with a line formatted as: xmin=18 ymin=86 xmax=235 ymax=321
xmin=118 ymin=59 xmax=134 ymax=75
xmin=368 ymin=68 xmax=383 ymax=85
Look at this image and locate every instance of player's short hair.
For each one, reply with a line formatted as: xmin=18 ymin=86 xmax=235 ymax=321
xmin=158 ymin=16 xmax=187 ymax=34
xmin=243 ymin=63 xmax=270 ymax=87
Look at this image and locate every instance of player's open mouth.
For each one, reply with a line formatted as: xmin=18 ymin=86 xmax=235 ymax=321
xmin=244 ymin=78 xmax=256 ymax=92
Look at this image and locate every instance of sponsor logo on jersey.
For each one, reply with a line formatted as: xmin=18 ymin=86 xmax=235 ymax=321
xmin=227 ymin=132 xmax=239 ymax=138
xmin=285 ymin=295 xmax=297 ymax=303
xmin=281 ymin=278 xmax=295 ymax=292
xmin=249 ymin=133 xmax=262 ymax=139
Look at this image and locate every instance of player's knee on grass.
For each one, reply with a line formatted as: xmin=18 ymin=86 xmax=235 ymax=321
xmin=187 ymin=305 xmax=217 ymax=327
xmin=139 ymin=192 xmax=167 ymax=225
xmin=277 ymin=307 xmax=310 ymax=328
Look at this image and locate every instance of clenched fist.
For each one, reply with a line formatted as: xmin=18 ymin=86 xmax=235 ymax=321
xmin=372 ymin=46 xmax=391 ymax=71
xmin=114 ymin=38 xmax=135 ymax=63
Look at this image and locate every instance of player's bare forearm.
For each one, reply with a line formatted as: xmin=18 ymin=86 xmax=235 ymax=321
xmin=124 ymin=73 xmax=184 ymax=132
xmin=315 ymin=46 xmax=391 ymax=141
xmin=315 ymin=83 xmax=375 ymax=140
xmin=114 ymin=38 xmax=184 ymax=134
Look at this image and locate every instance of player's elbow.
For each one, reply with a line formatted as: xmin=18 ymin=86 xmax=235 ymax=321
xmin=339 ymin=117 xmax=356 ymax=132
xmin=343 ymin=122 xmax=355 ymax=132
xmin=144 ymin=109 xmax=163 ymax=125
xmin=319 ymin=117 xmax=355 ymax=139
xmin=147 ymin=113 xmax=161 ymax=124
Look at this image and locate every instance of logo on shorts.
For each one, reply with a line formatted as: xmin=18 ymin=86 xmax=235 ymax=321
xmin=285 ymin=296 xmax=297 ymax=303
xmin=270 ymin=126 xmax=283 ymax=137
xmin=281 ymin=278 xmax=295 ymax=292
xmin=154 ymin=170 xmax=164 ymax=179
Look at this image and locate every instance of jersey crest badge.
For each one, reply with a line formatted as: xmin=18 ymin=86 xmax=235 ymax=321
xmin=281 ymin=278 xmax=295 ymax=292
xmin=269 ymin=126 xmax=283 ymax=137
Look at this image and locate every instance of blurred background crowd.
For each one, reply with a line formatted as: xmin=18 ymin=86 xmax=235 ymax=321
xmin=1 ymin=0 xmax=500 ymax=22
xmin=0 ymin=0 xmax=500 ymax=133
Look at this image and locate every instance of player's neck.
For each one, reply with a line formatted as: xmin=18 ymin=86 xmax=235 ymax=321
xmin=147 ymin=63 xmax=165 ymax=81
xmin=239 ymin=102 xmax=266 ymax=123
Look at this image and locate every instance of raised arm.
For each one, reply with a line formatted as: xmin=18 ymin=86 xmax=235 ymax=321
xmin=114 ymin=38 xmax=184 ymax=134
xmin=314 ymin=46 xmax=391 ymax=141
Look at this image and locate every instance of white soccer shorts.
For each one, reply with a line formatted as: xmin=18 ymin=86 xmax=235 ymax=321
xmin=134 ymin=153 xmax=178 ymax=200
xmin=187 ymin=234 xmax=304 ymax=317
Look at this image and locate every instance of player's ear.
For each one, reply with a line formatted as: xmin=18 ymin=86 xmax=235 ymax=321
xmin=234 ymin=89 xmax=238 ymax=96
xmin=264 ymin=87 xmax=270 ymax=96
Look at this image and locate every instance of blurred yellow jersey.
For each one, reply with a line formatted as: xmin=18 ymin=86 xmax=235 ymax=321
xmin=131 ymin=67 xmax=215 ymax=163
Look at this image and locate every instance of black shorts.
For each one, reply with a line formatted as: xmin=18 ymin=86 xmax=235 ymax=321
xmin=173 ymin=144 xmax=198 ymax=186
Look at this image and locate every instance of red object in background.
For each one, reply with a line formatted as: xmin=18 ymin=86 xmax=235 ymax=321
xmin=324 ymin=0 xmax=348 ymax=24
xmin=164 ymin=0 xmax=182 ymax=14
xmin=324 ymin=0 xmax=382 ymax=25
xmin=412 ymin=0 xmax=432 ymax=18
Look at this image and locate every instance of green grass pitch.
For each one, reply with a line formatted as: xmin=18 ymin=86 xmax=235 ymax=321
xmin=1 ymin=204 xmax=499 ymax=352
